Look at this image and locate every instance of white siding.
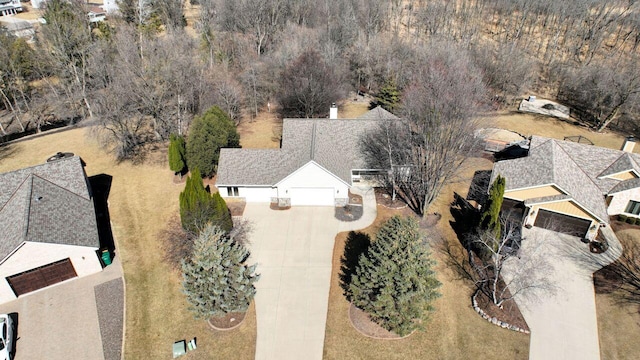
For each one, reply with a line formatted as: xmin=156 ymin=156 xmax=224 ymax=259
xmin=290 ymin=188 xmax=335 ymax=206
xmin=608 ymin=187 xmax=640 ymax=216
xmin=0 ymin=242 xmax=102 ymax=303
xmin=277 ymin=162 xmax=348 ymax=205
xmin=217 ymin=186 xmax=276 ymax=202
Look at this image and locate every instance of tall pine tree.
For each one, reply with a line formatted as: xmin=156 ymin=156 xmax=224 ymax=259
xmin=182 ymin=225 xmax=259 ymax=319
xmin=347 ymin=216 xmax=441 ymax=336
xmin=179 ymin=169 xmax=233 ymax=233
xmin=168 ymin=133 xmax=187 ymax=174
xmin=186 ymin=106 xmax=240 ymax=178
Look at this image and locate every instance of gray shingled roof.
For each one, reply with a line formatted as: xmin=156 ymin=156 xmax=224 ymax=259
xmin=355 ymin=106 xmax=400 ymax=120
xmin=493 ymin=137 xmax=610 ymax=221
xmin=597 ymin=153 xmax=640 ymax=178
xmin=216 ymin=107 xmax=398 ymax=186
xmin=0 ymin=157 xmax=99 ymax=260
xmin=609 ymin=178 xmax=640 ymax=194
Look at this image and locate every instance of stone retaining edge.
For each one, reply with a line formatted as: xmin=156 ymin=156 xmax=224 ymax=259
xmin=471 ymin=289 xmax=530 ymax=334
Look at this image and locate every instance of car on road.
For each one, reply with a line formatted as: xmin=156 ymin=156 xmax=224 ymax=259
xmin=0 ymin=314 xmax=14 ymax=360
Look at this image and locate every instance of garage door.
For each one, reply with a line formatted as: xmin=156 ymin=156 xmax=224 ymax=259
xmin=7 ymin=258 xmax=77 ymax=297
xmin=533 ymin=209 xmax=592 ymax=238
xmin=289 ymin=188 xmax=335 ymax=206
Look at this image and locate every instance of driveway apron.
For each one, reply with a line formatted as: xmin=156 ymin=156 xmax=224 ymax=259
xmin=246 ymin=186 xmax=376 ymax=360
xmin=503 ymin=227 xmax=621 ymax=360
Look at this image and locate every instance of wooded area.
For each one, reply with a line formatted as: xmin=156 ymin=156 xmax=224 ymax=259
xmin=2 ymin=0 xmax=640 ymax=158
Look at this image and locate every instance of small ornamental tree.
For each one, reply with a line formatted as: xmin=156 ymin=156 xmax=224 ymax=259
xmin=168 ymin=133 xmax=187 ymax=175
xmin=182 ymin=224 xmax=259 ymax=319
xmin=186 ymin=106 xmax=240 ymax=178
xmin=480 ymin=175 xmax=506 ymax=241
xmin=179 ymin=169 xmax=233 ymax=234
xmin=347 ymin=216 xmax=441 ymax=336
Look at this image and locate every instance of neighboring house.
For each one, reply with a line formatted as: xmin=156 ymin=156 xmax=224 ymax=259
xmin=0 ymin=0 xmax=21 ymax=16
xmin=216 ymin=106 xmax=399 ymax=206
xmin=88 ymin=7 xmax=107 ymax=23
xmin=0 ymin=156 xmax=103 ymax=303
xmin=491 ymin=135 xmax=640 ymax=239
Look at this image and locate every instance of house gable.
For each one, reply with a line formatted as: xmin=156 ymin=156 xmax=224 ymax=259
xmin=607 ymin=170 xmax=639 ymax=181
xmin=532 ymin=200 xmax=600 ymax=222
xmin=276 ymin=161 xmax=349 ymax=189
xmin=504 ymin=184 xmax=565 ymax=201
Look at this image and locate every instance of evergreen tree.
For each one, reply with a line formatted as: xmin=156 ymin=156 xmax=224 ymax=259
xmin=182 ymin=225 xmax=259 ymax=319
xmin=347 ymin=216 xmax=441 ymax=336
xmin=179 ymin=169 xmax=233 ymax=233
xmin=480 ymin=175 xmax=506 ymax=240
xmin=186 ymin=106 xmax=240 ymax=178
xmin=374 ymin=79 xmax=400 ymax=113
xmin=168 ymin=133 xmax=187 ymax=174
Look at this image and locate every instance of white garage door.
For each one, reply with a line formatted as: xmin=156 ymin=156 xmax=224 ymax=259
xmin=289 ymin=187 xmax=335 ymax=206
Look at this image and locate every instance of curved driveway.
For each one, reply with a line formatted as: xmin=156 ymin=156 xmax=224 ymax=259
xmin=245 ymin=187 xmax=376 ymax=360
xmin=504 ymin=227 xmax=621 ymax=360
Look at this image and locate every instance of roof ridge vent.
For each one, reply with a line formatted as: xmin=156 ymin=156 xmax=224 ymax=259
xmin=310 ymin=122 xmax=317 ymax=160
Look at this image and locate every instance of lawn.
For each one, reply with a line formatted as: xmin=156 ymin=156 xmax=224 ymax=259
xmin=0 ymin=128 xmax=256 ymax=360
xmin=479 ymin=111 xmax=635 ymax=152
xmin=237 ymin=110 xmax=281 ymax=149
xmin=596 ymin=228 xmax=640 ymax=360
xmin=324 ymin=156 xmax=530 ymax=359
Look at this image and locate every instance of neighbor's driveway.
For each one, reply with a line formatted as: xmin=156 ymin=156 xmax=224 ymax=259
xmin=0 ymin=257 xmax=124 ymax=360
xmin=245 ymin=187 xmax=376 ymax=360
xmin=504 ymin=227 xmax=621 ymax=360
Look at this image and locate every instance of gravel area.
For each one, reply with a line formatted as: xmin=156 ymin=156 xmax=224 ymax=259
xmin=95 ymin=278 xmax=124 ymax=360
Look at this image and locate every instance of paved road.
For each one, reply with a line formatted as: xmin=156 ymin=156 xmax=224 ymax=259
xmin=503 ymin=227 xmax=621 ymax=360
xmin=246 ymin=187 xmax=376 ymax=360
xmin=0 ymin=257 xmax=124 ymax=360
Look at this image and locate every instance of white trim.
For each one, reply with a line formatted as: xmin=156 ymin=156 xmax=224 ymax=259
xmin=275 ymin=160 xmax=349 ymax=187
xmin=504 ymin=183 xmax=567 ymax=195
xmin=600 ymin=169 xmax=640 ymax=180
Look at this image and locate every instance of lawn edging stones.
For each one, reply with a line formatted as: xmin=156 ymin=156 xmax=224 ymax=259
xmin=472 ymin=290 xmax=530 ymax=334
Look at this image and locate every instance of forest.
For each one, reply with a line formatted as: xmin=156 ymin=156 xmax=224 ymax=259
xmin=1 ymin=0 xmax=639 ymax=159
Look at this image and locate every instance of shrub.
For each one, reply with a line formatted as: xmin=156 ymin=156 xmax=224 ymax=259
xmin=635 ymin=217 xmax=640 ymax=226
xmin=347 ymin=216 xmax=441 ymax=336
xmin=168 ymin=134 xmax=187 ymax=174
xmin=626 ymin=216 xmax=635 ymax=224
xmin=619 ymin=214 xmax=628 ymax=222
xmin=179 ymin=169 xmax=233 ymax=234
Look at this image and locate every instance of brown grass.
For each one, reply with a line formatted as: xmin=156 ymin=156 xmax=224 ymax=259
xmin=0 ymin=128 xmax=256 ymax=360
xmin=339 ymin=100 xmax=370 ymax=119
xmin=480 ymin=111 xmax=635 ymax=152
xmin=324 ymin=156 xmax=529 ymax=359
xmin=596 ymin=228 xmax=640 ymax=360
xmin=237 ymin=110 xmax=281 ymax=149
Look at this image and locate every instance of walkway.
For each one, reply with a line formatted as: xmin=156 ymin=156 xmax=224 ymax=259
xmin=246 ymin=186 xmax=376 ymax=360
xmin=503 ymin=227 xmax=621 ymax=360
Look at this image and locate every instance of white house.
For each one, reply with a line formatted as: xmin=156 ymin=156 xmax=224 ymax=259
xmin=216 ymin=106 xmax=398 ymax=206
xmin=492 ymin=135 xmax=640 ymax=239
xmin=0 ymin=156 xmax=103 ymax=303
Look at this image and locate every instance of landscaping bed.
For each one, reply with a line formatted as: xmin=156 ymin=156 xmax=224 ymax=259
xmin=474 ymin=291 xmax=529 ymax=332
xmin=374 ymin=188 xmax=408 ymax=209
xmin=348 ymin=303 xmax=403 ymax=339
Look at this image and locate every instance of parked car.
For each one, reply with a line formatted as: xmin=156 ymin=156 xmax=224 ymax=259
xmin=0 ymin=314 xmax=14 ymax=360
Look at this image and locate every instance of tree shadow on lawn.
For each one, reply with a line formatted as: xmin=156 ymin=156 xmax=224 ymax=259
xmin=0 ymin=143 xmax=20 ymax=161
xmin=339 ymin=231 xmax=371 ymax=296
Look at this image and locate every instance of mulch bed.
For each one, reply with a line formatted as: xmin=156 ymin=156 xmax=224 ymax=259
xmin=348 ymin=191 xmax=362 ymax=204
xmin=610 ymin=219 xmax=639 ymax=232
xmin=172 ymin=173 xmax=187 ymax=184
xmin=348 ymin=303 xmax=404 ymax=339
xmin=335 ymin=204 xmax=363 ymax=221
xmin=208 ymin=312 xmax=246 ymax=330
xmin=227 ymin=201 xmax=246 ymax=216
xmin=475 ymin=291 xmax=529 ymax=332
xmin=419 ymin=213 xmax=442 ymax=229
xmin=270 ymin=202 xmax=291 ymax=210
xmin=374 ymin=188 xmax=408 ymax=209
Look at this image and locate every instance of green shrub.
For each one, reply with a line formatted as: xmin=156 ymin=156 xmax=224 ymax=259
xmin=626 ymin=216 xmax=635 ymax=224
xmin=619 ymin=214 xmax=628 ymax=222
xmin=634 ymin=217 xmax=640 ymax=226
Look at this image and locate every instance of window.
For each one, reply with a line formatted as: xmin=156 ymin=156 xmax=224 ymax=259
xmin=231 ymin=187 xmax=239 ymax=197
xmin=625 ymin=200 xmax=640 ymax=215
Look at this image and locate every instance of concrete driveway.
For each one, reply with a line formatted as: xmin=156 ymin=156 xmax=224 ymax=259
xmin=245 ymin=186 xmax=376 ymax=360
xmin=0 ymin=257 xmax=124 ymax=360
xmin=504 ymin=227 xmax=621 ymax=360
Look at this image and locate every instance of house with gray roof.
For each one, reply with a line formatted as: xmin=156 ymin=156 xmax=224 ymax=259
xmin=492 ymin=135 xmax=640 ymax=239
xmin=0 ymin=156 xmax=103 ymax=303
xmin=216 ymin=106 xmax=398 ymax=206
